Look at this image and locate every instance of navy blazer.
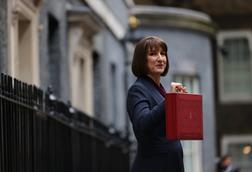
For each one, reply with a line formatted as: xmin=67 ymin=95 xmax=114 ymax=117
xmin=127 ymin=76 xmax=184 ymax=172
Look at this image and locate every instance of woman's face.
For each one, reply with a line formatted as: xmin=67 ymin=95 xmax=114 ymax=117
xmin=146 ymin=46 xmax=167 ymax=77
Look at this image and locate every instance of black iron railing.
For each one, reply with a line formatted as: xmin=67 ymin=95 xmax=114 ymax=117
xmin=0 ymin=73 xmax=130 ymax=172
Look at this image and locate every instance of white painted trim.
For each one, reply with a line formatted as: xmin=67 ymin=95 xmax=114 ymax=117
xmin=85 ymin=0 xmax=126 ymax=39
xmin=217 ymin=30 xmax=252 ymax=103
xmin=8 ymin=0 xmax=40 ymax=85
xmin=182 ymin=141 xmax=203 ymax=172
xmin=175 ymin=75 xmax=203 ymax=172
xmin=221 ymin=135 xmax=252 ymax=155
xmin=68 ymin=26 xmax=94 ymax=116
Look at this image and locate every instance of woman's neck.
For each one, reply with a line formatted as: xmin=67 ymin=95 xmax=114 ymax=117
xmin=147 ymin=74 xmax=160 ymax=86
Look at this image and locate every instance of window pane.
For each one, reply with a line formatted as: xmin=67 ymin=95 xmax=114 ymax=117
xmin=227 ymin=143 xmax=252 ymax=172
xmin=223 ymin=38 xmax=252 ymax=94
xmin=110 ymin=63 xmax=118 ymax=125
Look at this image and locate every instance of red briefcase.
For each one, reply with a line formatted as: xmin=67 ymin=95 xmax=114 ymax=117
xmin=165 ymin=93 xmax=203 ymax=140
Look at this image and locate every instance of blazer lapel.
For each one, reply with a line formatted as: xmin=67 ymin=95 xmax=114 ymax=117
xmin=140 ymin=77 xmax=165 ymax=104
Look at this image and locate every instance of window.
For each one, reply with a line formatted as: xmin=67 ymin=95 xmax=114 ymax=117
xmin=9 ymin=0 xmax=39 ymax=85
xmin=110 ymin=63 xmax=118 ymax=125
xmin=67 ymin=11 xmax=101 ymax=117
xmin=71 ymin=43 xmax=93 ymax=116
xmin=93 ymin=51 xmax=102 ymax=119
xmin=173 ymin=75 xmax=202 ymax=172
xmin=48 ymin=14 xmax=61 ymax=97
xmin=68 ymin=27 xmax=94 ymax=115
xmin=217 ymin=31 xmax=252 ymax=103
xmin=222 ymin=135 xmax=252 ymax=172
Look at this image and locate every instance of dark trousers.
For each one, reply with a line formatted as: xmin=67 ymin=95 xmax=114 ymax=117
xmin=131 ymin=153 xmax=184 ymax=172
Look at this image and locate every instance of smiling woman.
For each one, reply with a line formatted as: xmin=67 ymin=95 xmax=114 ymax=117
xmin=146 ymin=39 xmax=167 ymax=84
xmin=127 ymin=36 xmax=187 ymax=172
xmin=131 ymin=36 xmax=169 ymax=78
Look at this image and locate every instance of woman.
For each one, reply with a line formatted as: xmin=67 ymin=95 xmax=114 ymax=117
xmin=127 ymin=36 xmax=187 ymax=172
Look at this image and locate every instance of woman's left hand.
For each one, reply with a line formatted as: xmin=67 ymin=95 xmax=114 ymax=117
xmin=170 ymin=82 xmax=188 ymax=93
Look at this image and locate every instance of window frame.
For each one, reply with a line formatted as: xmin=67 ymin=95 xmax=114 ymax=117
xmin=217 ymin=30 xmax=252 ymax=103
xmin=221 ymin=135 xmax=252 ymax=171
xmin=70 ymin=42 xmax=94 ymax=116
xmin=172 ymin=74 xmax=203 ymax=172
xmin=8 ymin=0 xmax=40 ymax=85
xmin=222 ymin=135 xmax=252 ymax=155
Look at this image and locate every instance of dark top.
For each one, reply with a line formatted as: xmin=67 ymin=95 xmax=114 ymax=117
xmin=144 ymin=76 xmax=166 ymax=98
xmin=127 ymin=76 xmax=184 ymax=172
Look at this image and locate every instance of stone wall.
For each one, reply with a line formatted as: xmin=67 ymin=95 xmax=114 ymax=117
xmin=0 ymin=0 xmax=7 ymax=73
xmin=39 ymin=0 xmax=70 ymax=100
